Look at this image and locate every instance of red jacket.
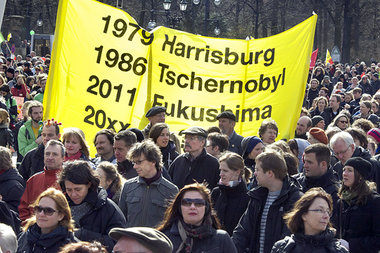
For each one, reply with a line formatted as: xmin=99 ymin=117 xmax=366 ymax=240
xmin=11 ymin=85 xmax=30 ymax=97
xmin=18 ymin=168 xmax=61 ymax=222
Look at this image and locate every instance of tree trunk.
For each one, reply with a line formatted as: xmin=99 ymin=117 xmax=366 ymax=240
xmin=270 ymin=0 xmax=278 ymax=35
xmin=322 ymin=9 xmax=328 ymax=54
xmin=352 ymin=0 xmax=360 ymax=59
xmin=334 ymin=0 xmax=342 ymax=51
xmin=342 ymin=0 xmax=352 ymax=63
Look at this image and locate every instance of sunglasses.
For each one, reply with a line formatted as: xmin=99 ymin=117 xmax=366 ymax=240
xmin=34 ymin=206 xmax=58 ymax=216
xmin=181 ymin=198 xmax=206 ymax=207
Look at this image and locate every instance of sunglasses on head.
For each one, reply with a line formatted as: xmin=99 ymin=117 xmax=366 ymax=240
xmin=181 ymin=198 xmax=206 ymax=207
xmin=34 ymin=206 xmax=57 ymax=216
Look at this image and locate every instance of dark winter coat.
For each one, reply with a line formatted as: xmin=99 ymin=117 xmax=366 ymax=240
xmin=67 ymin=188 xmax=126 ymax=249
xmin=0 ymin=168 xmax=25 ymax=212
xmin=18 ymin=144 xmax=45 ymax=181
xmin=163 ymin=221 xmax=238 ymax=253
xmin=168 ymin=148 xmax=220 ymax=190
xmin=211 ymin=180 xmax=250 ymax=235
xmin=332 ymin=192 xmax=380 ymax=253
xmin=271 ymin=229 xmax=348 ymax=253
xmin=0 ymin=124 xmax=13 ymax=147
xmin=293 ymin=168 xmax=340 ymax=215
xmin=160 ymin=140 xmax=179 ymax=171
xmin=307 ymin=88 xmax=319 ymax=108
xmin=232 ymin=177 xmax=303 ymax=253
xmin=116 ymin=159 xmax=137 ymax=180
xmin=228 ymin=131 xmax=244 ymax=155
xmin=17 ymin=224 xmax=77 ymax=253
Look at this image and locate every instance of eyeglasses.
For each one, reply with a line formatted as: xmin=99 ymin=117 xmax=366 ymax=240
xmin=34 ymin=206 xmax=58 ymax=216
xmin=308 ymin=208 xmax=332 ymax=217
xmin=338 ymin=120 xmax=348 ymax=124
xmin=181 ymin=198 xmax=206 ymax=207
xmin=132 ymin=159 xmax=146 ymax=165
xmin=334 ymin=146 xmax=351 ymax=156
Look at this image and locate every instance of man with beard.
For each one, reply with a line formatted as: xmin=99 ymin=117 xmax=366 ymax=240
xmin=17 ymin=101 xmax=43 ymax=158
xmin=295 ymin=116 xmax=312 ymax=139
xmin=168 ymin=126 xmax=219 ymax=190
xmin=92 ymin=129 xmax=116 ymax=167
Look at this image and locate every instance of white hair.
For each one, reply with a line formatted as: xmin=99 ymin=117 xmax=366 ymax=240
xmin=330 ymin=131 xmax=355 ymax=149
xmin=0 ymin=223 xmax=17 ymax=253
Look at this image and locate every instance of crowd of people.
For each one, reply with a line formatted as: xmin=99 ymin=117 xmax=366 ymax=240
xmin=0 ymin=50 xmax=380 ymax=253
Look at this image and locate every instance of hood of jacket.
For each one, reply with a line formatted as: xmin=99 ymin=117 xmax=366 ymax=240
xmin=0 ymin=168 xmax=25 ymax=186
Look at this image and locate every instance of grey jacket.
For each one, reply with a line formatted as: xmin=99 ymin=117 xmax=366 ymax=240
xmin=118 ymin=175 xmax=178 ymax=228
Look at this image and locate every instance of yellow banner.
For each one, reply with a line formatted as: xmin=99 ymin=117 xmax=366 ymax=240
xmin=45 ymin=0 xmax=151 ymax=154
xmin=45 ymin=0 xmax=317 ymax=155
xmin=148 ymin=16 xmax=317 ymax=139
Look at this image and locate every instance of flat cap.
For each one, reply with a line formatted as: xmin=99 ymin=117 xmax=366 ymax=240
xmin=109 ymin=227 xmax=173 ymax=253
xmin=216 ymin=111 xmax=236 ymax=121
xmin=182 ymin=126 xmax=207 ymax=138
xmin=145 ymin=106 xmax=166 ymax=118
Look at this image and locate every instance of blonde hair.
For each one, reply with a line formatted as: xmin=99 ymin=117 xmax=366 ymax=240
xmin=0 ymin=108 xmax=9 ymax=125
xmin=62 ymin=127 xmax=90 ymax=158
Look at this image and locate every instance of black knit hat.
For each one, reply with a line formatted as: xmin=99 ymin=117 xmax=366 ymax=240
xmin=311 ymin=115 xmax=324 ymax=127
xmin=344 ymin=157 xmax=372 ymax=180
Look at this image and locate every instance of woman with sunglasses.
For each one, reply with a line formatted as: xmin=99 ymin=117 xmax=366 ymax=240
xmin=328 ymin=113 xmax=350 ymax=131
xmin=58 ymin=160 xmax=126 ymax=249
xmin=157 ymin=182 xmax=237 ymax=253
xmin=17 ymin=188 xmax=77 ymax=253
xmin=271 ymin=187 xmax=348 ymax=253
xmin=331 ymin=157 xmax=380 ymax=253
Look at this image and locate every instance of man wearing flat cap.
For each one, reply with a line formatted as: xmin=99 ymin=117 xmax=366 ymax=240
xmin=110 ymin=227 xmax=173 ymax=253
xmin=142 ymin=106 xmax=181 ymax=153
xmin=216 ymin=111 xmax=244 ymax=155
xmin=168 ymin=126 xmax=220 ymax=190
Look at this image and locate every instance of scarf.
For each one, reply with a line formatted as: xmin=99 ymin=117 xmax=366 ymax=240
xmin=340 ymin=189 xmax=358 ymax=206
xmin=176 ymin=217 xmax=213 ymax=253
xmin=64 ymin=151 xmax=82 ymax=161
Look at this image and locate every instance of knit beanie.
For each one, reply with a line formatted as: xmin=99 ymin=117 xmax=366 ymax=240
xmin=308 ymin=127 xmax=328 ymax=145
xmin=241 ymin=136 xmax=263 ymax=158
xmin=311 ymin=115 xmax=324 ymax=127
xmin=344 ymin=157 xmax=372 ymax=180
xmin=367 ymin=128 xmax=380 ymax=143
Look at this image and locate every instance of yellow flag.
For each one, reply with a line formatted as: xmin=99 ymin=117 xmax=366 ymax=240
xmin=325 ymin=49 xmax=333 ymax=65
xmin=7 ymin=33 xmax=11 ymax=41
xmin=45 ymin=0 xmax=317 ymax=155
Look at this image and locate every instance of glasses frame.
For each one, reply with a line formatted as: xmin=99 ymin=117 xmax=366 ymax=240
xmin=34 ymin=205 xmax=58 ymax=216
xmin=181 ymin=198 xmax=206 ymax=207
xmin=308 ymin=208 xmax=332 ymax=217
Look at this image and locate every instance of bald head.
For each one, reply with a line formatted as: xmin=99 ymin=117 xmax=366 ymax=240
xmin=296 ymin=116 xmax=312 ymax=136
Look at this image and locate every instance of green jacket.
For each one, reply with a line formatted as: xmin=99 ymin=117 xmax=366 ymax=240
xmin=17 ymin=120 xmax=42 ymax=157
xmin=34 ymin=93 xmax=43 ymax=103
